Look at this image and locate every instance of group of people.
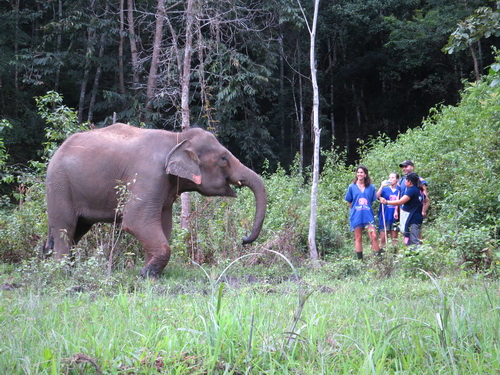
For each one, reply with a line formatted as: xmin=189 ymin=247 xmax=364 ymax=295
xmin=344 ymin=160 xmax=429 ymax=260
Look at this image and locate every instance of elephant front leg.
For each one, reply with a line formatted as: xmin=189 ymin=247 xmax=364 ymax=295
xmin=140 ymin=242 xmax=171 ymax=278
xmin=123 ymin=219 xmax=171 ymax=278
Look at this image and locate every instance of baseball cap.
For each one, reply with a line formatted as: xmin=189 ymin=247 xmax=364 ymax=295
xmin=399 ymin=160 xmax=414 ymax=167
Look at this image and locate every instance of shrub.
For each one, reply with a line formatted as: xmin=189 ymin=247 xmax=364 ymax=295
xmin=0 ymin=171 xmax=46 ymax=262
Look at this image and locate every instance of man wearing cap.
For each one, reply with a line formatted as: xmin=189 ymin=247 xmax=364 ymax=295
xmin=398 ymin=160 xmax=430 ymax=239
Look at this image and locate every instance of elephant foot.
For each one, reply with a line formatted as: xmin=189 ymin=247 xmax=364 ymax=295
xmin=140 ymin=263 xmax=165 ymax=278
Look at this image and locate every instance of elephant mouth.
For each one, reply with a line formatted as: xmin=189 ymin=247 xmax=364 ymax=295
xmin=227 ymin=183 xmax=239 ymax=197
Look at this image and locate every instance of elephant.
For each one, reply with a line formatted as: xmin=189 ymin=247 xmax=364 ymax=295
xmin=44 ymin=123 xmax=267 ymax=277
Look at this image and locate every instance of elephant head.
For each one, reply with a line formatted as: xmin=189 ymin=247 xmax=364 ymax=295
xmin=165 ymin=128 xmax=267 ymax=244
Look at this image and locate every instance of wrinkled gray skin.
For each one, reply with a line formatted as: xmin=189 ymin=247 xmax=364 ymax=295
xmin=45 ymin=123 xmax=267 ymax=277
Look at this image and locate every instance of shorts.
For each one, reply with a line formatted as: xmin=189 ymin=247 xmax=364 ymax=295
xmin=351 ymin=222 xmax=376 ymax=231
xmin=379 ymin=222 xmax=399 ymax=232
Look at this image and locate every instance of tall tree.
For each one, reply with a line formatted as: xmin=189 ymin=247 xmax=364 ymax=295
xmin=127 ymin=0 xmax=140 ymax=86
xmin=443 ymin=4 xmax=500 ymax=81
xmin=297 ymin=0 xmax=320 ymax=262
xmin=180 ymin=0 xmax=196 ymax=230
xmin=145 ymin=0 xmax=166 ymax=112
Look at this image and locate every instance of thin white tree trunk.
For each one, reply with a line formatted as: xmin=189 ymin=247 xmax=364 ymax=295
xmin=306 ymin=0 xmax=320 ymax=262
xmin=180 ymin=0 xmax=195 ymax=230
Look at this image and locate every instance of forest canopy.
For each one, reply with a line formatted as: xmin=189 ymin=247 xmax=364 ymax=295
xmin=1 ymin=0 xmax=499 ymax=169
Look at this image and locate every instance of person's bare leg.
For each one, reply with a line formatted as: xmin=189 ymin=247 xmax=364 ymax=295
xmin=367 ymin=225 xmax=380 ymax=252
xmin=390 ymin=230 xmax=398 ymax=245
xmin=354 ymin=227 xmax=364 ymax=259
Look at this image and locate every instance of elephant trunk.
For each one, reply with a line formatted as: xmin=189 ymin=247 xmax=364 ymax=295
xmin=239 ymin=168 xmax=267 ymax=244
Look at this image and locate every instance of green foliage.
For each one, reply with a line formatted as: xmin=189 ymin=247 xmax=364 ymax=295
xmin=444 ymin=4 xmax=500 ymax=54
xmin=0 ymin=91 xmax=91 ymax=262
xmin=317 ymin=149 xmax=352 ymax=257
xmin=0 ymin=119 xmax=12 ymax=170
xmin=0 ymin=171 xmax=47 ymax=262
xmin=0 ymin=120 xmax=14 ymax=189
xmin=180 ymin=160 xmax=311 ymax=265
xmin=35 ymin=91 xmax=90 ymax=162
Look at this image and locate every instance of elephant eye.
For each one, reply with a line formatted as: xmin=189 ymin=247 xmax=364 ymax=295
xmin=218 ymin=155 xmax=228 ymax=168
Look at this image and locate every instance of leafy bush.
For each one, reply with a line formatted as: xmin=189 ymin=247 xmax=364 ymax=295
xmin=0 ymin=171 xmax=46 ymax=262
xmin=0 ymin=119 xmax=11 ymax=172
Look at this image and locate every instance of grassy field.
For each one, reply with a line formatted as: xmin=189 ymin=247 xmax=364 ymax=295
xmin=0 ymin=255 xmax=498 ymax=374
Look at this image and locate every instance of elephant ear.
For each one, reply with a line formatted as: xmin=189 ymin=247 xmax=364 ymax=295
xmin=165 ymin=140 xmax=202 ymax=185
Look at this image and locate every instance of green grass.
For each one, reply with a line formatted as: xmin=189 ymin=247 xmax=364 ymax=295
xmin=0 ymin=259 xmax=498 ymax=374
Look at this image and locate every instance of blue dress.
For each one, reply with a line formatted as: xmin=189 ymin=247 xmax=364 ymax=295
xmin=345 ymin=184 xmax=377 ymax=231
xmin=377 ymin=186 xmax=400 ymax=230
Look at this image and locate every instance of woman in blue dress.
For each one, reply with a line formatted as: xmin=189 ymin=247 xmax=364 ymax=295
xmin=376 ymin=172 xmax=401 ymax=248
xmin=345 ymin=165 xmax=381 ymax=259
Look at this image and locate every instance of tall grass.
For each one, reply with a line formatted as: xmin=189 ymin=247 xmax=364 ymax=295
xmin=0 ymin=261 xmax=498 ymax=374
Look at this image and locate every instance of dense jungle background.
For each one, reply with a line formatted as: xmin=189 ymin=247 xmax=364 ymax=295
xmin=1 ymin=0 xmax=499 ymax=168
xmin=0 ymin=0 xmax=499 ymax=269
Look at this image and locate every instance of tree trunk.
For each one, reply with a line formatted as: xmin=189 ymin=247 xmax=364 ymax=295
xmin=327 ymin=38 xmax=336 ymax=143
xmin=88 ymin=32 xmax=106 ymax=123
xmin=291 ymin=39 xmax=305 ymax=173
xmin=180 ymin=0 xmax=194 ymax=131
xmin=78 ymin=28 xmax=95 ymax=123
xmin=127 ymin=0 xmax=140 ymax=86
xmin=469 ymin=43 xmax=481 ymax=81
xmin=118 ymin=0 xmax=125 ymax=94
xmin=279 ymin=34 xmax=285 ymax=150
xmin=14 ymin=0 xmax=20 ymax=113
xmin=145 ymin=0 xmax=166 ymax=111
xmin=54 ymin=0 xmax=63 ymax=93
xmin=180 ymin=0 xmax=196 ymax=230
xmin=307 ymin=0 xmax=320 ymax=263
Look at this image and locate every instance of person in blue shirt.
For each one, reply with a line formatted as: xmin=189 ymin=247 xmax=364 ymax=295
xmin=345 ymin=165 xmax=381 ymax=259
xmin=398 ymin=160 xmax=429 ymax=218
xmin=380 ymin=173 xmax=424 ymax=247
xmin=376 ymin=172 xmax=401 ymax=248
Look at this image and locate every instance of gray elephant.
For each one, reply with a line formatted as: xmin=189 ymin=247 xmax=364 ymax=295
xmin=44 ymin=123 xmax=267 ymax=277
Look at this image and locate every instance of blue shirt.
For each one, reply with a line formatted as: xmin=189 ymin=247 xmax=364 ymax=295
xmin=398 ymin=175 xmax=427 ymax=200
xmin=378 ymin=186 xmax=400 ymax=229
xmin=345 ymin=184 xmax=377 ymax=231
xmin=402 ymin=185 xmax=424 ymax=227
